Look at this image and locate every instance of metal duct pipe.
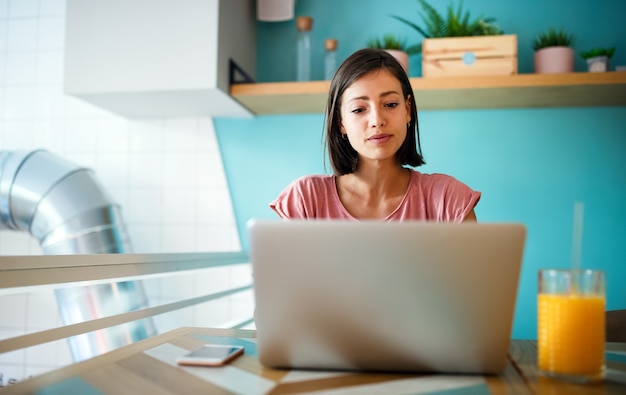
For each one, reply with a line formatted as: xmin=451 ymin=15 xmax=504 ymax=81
xmin=0 ymin=149 xmax=155 ymax=362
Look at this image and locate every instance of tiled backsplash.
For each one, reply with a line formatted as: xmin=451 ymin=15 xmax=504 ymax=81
xmin=0 ymin=0 xmax=253 ymax=382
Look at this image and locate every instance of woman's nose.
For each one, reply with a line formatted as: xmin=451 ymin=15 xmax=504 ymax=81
xmin=369 ymin=109 xmax=385 ymax=128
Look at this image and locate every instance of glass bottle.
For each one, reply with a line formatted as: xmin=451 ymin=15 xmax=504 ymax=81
xmin=295 ymin=16 xmax=313 ymax=81
xmin=324 ymin=39 xmax=338 ymax=80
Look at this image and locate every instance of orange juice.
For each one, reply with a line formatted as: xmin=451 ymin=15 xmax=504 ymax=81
xmin=538 ymin=293 xmax=605 ymax=376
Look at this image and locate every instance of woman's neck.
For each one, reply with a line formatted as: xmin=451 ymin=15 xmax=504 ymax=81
xmin=336 ymin=164 xmax=411 ymax=219
xmin=351 ymin=162 xmax=409 ymax=196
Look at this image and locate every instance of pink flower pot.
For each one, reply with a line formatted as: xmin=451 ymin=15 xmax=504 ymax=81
xmin=385 ymin=49 xmax=409 ymax=75
xmin=534 ymin=47 xmax=574 ymax=74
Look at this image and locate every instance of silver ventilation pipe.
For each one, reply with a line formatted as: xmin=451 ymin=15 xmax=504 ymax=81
xmin=0 ymin=149 xmax=156 ymax=362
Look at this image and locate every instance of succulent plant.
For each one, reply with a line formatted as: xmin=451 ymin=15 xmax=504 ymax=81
xmin=580 ymin=47 xmax=616 ymax=59
xmin=532 ymin=27 xmax=575 ymax=51
xmin=390 ymin=0 xmax=504 ymax=54
xmin=366 ymin=34 xmax=421 ymax=55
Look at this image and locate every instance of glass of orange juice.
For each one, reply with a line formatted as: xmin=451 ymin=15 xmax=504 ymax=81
xmin=537 ymin=269 xmax=605 ymax=383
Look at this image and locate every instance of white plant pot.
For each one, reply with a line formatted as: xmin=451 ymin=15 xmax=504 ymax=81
xmin=586 ymin=56 xmax=610 ymax=72
xmin=534 ymin=46 xmax=574 ymax=74
xmin=385 ymin=49 xmax=409 ymax=75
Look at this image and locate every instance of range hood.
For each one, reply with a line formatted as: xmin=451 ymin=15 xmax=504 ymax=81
xmin=64 ymin=0 xmax=256 ymax=118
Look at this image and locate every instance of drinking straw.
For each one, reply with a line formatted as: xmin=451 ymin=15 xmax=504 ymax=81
xmin=571 ymin=202 xmax=584 ymax=293
xmin=571 ymin=202 xmax=584 ymax=272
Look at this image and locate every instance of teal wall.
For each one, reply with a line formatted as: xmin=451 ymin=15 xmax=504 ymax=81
xmin=254 ymin=0 xmax=626 ymax=81
xmin=215 ymin=0 xmax=626 ymax=340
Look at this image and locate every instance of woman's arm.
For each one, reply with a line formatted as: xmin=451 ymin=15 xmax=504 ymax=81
xmin=463 ymin=209 xmax=477 ymax=222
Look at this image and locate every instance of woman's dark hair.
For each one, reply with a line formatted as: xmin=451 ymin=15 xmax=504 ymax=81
xmin=324 ymin=48 xmax=425 ymax=175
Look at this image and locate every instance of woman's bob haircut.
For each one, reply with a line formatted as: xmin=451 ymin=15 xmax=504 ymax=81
xmin=324 ymin=48 xmax=425 ymax=175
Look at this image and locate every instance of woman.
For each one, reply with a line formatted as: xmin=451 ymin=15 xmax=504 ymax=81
xmin=271 ymin=48 xmax=480 ymax=222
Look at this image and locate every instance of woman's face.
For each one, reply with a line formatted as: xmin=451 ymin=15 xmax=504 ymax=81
xmin=339 ymin=69 xmax=411 ymax=166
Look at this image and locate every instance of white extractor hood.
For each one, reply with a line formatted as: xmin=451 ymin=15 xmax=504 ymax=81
xmin=64 ymin=0 xmax=256 ymax=118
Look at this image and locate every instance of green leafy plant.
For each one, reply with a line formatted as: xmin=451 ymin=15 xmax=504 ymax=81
xmin=366 ymin=34 xmax=421 ymax=55
xmin=532 ymin=28 xmax=575 ymax=51
xmin=390 ymin=0 xmax=504 ymax=54
xmin=580 ymin=47 xmax=615 ymax=59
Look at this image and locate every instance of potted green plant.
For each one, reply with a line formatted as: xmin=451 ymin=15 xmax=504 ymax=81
xmin=532 ymin=27 xmax=575 ymax=74
xmin=366 ymin=34 xmax=419 ymax=73
xmin=390 ymin=0 xmax=504 ymax=54
xmin=389 ymin=0 xmax=515 ymax=78
xmin=580 ymin=47 xmax=615 ymax=72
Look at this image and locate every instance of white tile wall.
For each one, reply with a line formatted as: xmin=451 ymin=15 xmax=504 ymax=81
xmin=0 ymin=0 xmax=254 ymax=383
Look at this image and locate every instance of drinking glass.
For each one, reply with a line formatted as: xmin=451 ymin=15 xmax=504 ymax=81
xmin=537 ymin=269 xmax=605 ymax=383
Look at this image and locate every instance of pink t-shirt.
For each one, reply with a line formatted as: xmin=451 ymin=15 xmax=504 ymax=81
xmin=270 ymin=170 xmax=481 ymax=222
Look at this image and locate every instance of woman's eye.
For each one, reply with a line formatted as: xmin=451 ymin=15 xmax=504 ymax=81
xmin=385 ymin=102 xmax=399 ymax=108
xmin=351 ymin=108 xmax=365 ymax=114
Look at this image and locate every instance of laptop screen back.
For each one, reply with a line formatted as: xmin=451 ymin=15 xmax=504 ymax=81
xmin=249 ymin=220 xmax=526 ymax=374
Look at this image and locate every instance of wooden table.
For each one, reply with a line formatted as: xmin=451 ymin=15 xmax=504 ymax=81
xmin=3 ymin=327 xmax=626 ymax=394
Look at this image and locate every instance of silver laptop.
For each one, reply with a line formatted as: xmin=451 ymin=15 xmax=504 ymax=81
xmin=248 ymin=219 xmax=526 ymax=374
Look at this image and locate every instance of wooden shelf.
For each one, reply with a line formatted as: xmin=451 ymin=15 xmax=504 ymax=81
xmin=231 ymin=72 xmax=626 ymax=115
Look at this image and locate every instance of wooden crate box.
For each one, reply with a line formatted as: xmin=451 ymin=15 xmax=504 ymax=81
xmin=422 ymin=34 xmax=517 ymax=78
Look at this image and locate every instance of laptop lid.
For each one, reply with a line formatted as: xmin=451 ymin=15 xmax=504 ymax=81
xmin=248 ymin=220 xmax=526 ymax=374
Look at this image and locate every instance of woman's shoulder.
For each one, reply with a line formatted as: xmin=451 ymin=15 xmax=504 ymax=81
xmin=410 ymin=169 xmax=460 ymax=185
xmin=294 ymin=173 xmax=335 ymax=182
xmin=409 ymin=170 xmax=477 ymax=196
xmin=405 ymin=169 xmax=481 ymax=222
xmin=271 ymin=174 xmax=340 ymax=219
xmin=290 ymin=174 xmax=336 ymax=190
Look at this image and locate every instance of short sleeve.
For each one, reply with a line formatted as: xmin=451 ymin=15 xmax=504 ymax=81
xmin=443 ymin=178 xmax=481 ymax=222
xmin=395 ymin=172 xmax=481 ymax=222
xmin=269 ymin=179 xmax=309 ymax=219
xmin=269 ymin=175 xmax=352 ymax=220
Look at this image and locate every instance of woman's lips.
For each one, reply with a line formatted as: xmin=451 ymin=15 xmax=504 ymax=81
xmin=368 ymin=134 xmax=391 ymax=143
